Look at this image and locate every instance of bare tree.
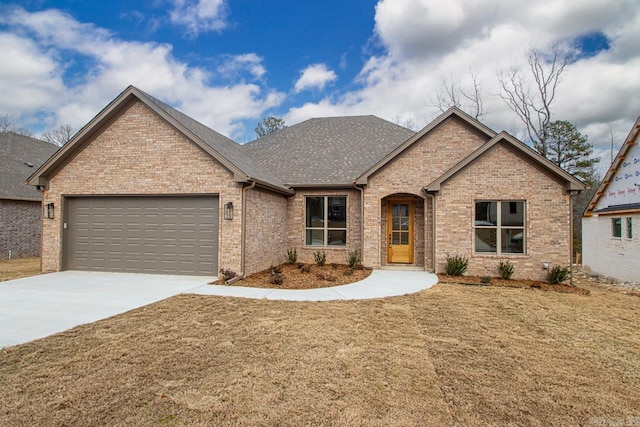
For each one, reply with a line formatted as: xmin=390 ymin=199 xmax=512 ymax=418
xmin=393 ymin=116 xmax=419 ymax=131
xmin=0 ymin=114 xmax=34 ymax=137
xmin=432 ymin=70 xmax=485 ymax=120
xmin=43 ymin=124 xmax=77 ymax=147
xmin=497 ymin=46 xmax=568 ymax=156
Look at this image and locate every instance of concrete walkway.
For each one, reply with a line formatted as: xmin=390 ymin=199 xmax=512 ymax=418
xmin=188 ymin=269 xmax=438 ymax=301
xmin=0 ymin=269 xmax=437 ymax=348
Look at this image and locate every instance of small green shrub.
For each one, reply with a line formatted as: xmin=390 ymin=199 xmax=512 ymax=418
xmin=285 ymin=247 xmax=297 ymax=264
xmin=313 ymin=250 xmax=327 ymax=266
xmin=269 ymin=272 xmax=285 ymax=286
xmin=344 ymin=268 xmax=354 ymax=276
xmin=445 ymin=254 xmax=468 ymax=276
xmin=219 ymin=268 xmax=237 ymax=282
xmin=347 ymin=249 xmax=360 ymax=268
xmin=498 ymin=260 xmax=515 ymax=280
xmin=301 ymin=264 xmax=312 ymax=274
xmin=547 ymin=265 xmax=570 ymax=284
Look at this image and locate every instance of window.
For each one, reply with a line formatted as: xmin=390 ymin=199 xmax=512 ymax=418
xmin=305 ymin=196 xmax=347 ymax=246
xmin=626 ymin=217 xmax=633 ymax=239
xmin=475 ymin=201 xmax=525 ymax=254
xmin=612 ymin=218 xmax=622 ymax=238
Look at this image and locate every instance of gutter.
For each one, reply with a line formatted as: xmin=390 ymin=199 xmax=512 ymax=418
xmin=231 ymin=179 xmax=257 ymax=283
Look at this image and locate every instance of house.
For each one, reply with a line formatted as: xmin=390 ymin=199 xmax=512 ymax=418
xmin=28 ymin=86 xmax=584 ymax=280
xmin=582 ymin=117 xmax=640 ymax=282
xmin=1 ymin=132 xmax=58 ymax=259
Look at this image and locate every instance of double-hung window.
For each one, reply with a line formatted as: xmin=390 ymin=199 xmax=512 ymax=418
xmin=475 ymin=201 xmax=525 ymax=254
xmin=626 ymin=217 xmax=633 ymax=239
xmin=305 ymin=196 xmax=347 ymax=246
xmin=612 ymin=218 xmax=622 ymax=238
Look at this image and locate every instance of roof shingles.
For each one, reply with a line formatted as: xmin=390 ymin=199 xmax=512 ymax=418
xmin=243 ymin=116 xmax=415 ymax=186
xmin=0 ymin=132 xmax=57 ymax=201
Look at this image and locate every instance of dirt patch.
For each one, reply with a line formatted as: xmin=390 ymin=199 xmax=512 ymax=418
xmin=0 ymin=277 xmax=638 ymax=426
xmin=221 ymin=263 xmax=371 ymax=289
xmin=438 ymin=274 xmax=590 ymax=295
xmin=0 ymin=257 xmax=41 ymax=282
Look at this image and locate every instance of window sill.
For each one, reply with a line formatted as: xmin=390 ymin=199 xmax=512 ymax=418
xmin=473 ymin=253 xmax=528 ymax=257
xmin=303 ymin=245 xmax=348 ymax=250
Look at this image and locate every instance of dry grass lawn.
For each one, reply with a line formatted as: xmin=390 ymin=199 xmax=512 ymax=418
xmin=0 ymin=257 xmax=41 ymax=281
xmin=1 ymin=274 xmax=638 ymax=426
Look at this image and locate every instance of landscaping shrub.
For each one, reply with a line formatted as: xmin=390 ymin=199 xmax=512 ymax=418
xmin=270 ymin=264 xmax=282 ymax=274
xmin=316 ymin=271 xmax=337 ymax=282
xmin=347 ymin=249 xmax=360 ymax=268
xmin=285 ymin=247 xmax=297 ymax=264
xmin=269 ymin=272 xmax=285 ymax=286
xmin=219 ymin=268 xmax=237 ymax=282
xmin=445 ymin=254 xmax=468 ymax=276
xmin=481 ymin=276 xmax=491 ymax=284
xmin=301 ymin=264 xmax=312 ymax=274
xmin=547 ymin=265 xmax=570 ymax=284
xmin=498 ymin=260 xmax=515 ymax=280
xmin=344 ymin=268 xmax=354 ymax=276
xmin=313 ymin=250 xmax=327 ymax=266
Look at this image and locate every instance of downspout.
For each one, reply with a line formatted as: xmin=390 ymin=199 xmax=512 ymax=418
xmin=226 ymin=180 xmax=256 ymax=285
xmin=569 ymin=190 xmax=576 ymax=286
xmin=354 ymin=183 xmax=365 ymax=266
xmin=423 ymin=189 xmax=436 ymax=273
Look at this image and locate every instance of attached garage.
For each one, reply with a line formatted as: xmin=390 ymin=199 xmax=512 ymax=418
xmin=63 ymin=196 xmax=218 ymax=275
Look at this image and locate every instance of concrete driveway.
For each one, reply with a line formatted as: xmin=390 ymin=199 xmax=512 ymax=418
xmin=0 ymin=271 xmax=212 ymax=348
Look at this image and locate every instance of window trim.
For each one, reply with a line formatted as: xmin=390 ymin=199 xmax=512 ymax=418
xmin=304 ymin=195 xmax=348 ymax=247
xmin=625 ymin=217 xmax=633 ymax=239
xmin=474 ymin=200 xmax=526 ymax=255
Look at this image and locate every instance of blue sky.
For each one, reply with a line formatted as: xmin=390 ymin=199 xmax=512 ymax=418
xmin=1 ymin=0 xmax=640 ymax=173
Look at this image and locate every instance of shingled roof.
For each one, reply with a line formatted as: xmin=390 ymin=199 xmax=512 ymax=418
xmin=243 ymin=116 xmax=416 ymax=186
xmin=0 ymin=132 xmax=57 ymax=201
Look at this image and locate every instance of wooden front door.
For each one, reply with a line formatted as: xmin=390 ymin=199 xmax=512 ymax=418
xmin=387 ymin=200 xmax=414 ymax=264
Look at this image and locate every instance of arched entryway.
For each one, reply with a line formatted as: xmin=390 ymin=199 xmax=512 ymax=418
xmin=380 ymin=193 xmax=425 ymax=267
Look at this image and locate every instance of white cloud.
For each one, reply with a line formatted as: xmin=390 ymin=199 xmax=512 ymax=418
xmin=0 ymin=7 xmax=283 ymax=138
xmin=281 ymin=0 xmax=640 ymax=177
xmin=217 ymin=53 xmax=266 ymax=79
xmin=294 ymin=63 xmax=338 ymax=93
xmin=170 ymin=0 xmax=227 ymax=38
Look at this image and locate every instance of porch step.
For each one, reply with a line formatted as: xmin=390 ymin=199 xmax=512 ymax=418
xmin=379 ymin=265 xmax=425 ymax=271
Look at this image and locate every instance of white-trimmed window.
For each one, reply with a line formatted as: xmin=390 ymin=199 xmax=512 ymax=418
xmin=612 ymin=217 xmax=622 ymax=238
xmin=474 ymin=201 xmax=525 ymax=254
xmin=305 ymin=196 xmax=347 ymax=246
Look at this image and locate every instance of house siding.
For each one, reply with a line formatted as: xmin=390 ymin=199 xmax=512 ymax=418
xmin=41 ymin=100 xmax=242 ymax=275
xmin=437 ymin=144 xmax=571 ymax=281
xmin=0 ymin=199 xmax=42 ymax=259
xmin=287 ymin=189 xmax=362 ymax=265
xmin=244 ymin=187 xmax=288 ymax=275
xmin=364 ymin=117 xmax=488 ymax=268
xmin=583 ymin=213 xmax=640 ymax=282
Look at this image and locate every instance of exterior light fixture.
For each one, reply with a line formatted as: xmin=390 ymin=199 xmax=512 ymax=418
xmin=224 ymin=202 xmax=233 ymax=220
xmin=44 ymin=203 xmax=55 ymax=219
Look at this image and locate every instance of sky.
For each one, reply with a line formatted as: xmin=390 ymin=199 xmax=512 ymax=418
xmin=1 ymin=0 xmax=639 ymax=176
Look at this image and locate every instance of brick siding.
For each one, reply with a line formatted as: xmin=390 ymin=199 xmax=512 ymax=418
xmin=42 ymin=100 xmax=243 ymax=274
xmin=364 ymin=117 xmax=488 ymax=268
xmin=244 ymin=187 xmax=288 ymax=274
xmin=0 ymin=199 xmax=43 ymax=259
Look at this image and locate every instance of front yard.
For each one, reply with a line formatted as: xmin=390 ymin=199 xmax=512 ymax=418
xmin=0 ymin=268 xmax=638 ymax=426
xmin=0 ymin=257 xmax=41 ymax=281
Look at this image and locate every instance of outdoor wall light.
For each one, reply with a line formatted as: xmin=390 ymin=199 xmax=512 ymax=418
xmin=224 ymin=202 xmax=233 ymax=220
xmin=44 ymin=203 xmax=55 ymax=219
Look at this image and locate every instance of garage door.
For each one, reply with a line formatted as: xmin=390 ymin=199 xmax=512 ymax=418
xmin=64 ymin=196 xmax=218 ymax=275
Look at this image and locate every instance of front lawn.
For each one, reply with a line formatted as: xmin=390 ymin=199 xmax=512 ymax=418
xmin=0 ymin=257 xmax=40 ymax=281
xmin=1 ymin=276 xmax=638 ymax=425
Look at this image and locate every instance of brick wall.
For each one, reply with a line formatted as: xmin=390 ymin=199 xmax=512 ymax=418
xmin=42 ymin=100 xmax=243 ymax=274
xmin=0 ymin=199 xmax=42 ymax=259
xmin=286 ymin=189 xmax=361 ymax=265
xmin=436 ymin=143 xmax=571 ymax=280
xmin=364 ymin=117 xmax=488 ymax=268
xmin=244 ymin=187 xmax=288 ymax=274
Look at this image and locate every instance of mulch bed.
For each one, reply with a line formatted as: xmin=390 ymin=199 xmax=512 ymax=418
xmin=438 ymin=274 xmax=590 ymax=295
xmin=216 ymin=263 xmax=371 ymax=290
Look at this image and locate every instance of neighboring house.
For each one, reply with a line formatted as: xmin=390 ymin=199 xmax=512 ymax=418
xmin=28 ymin=86 xmax=584 ymax=280
xmin=1 ymin=132 xmax=58 ymax=259
xmin=583 ymin=117 xmax=640 ymax=282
